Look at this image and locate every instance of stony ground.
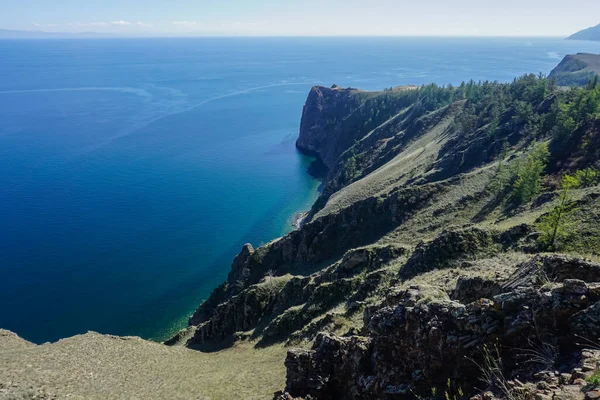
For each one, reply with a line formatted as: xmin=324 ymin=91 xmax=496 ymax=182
xmin=0 ymin=330 xmax=286 ymax=400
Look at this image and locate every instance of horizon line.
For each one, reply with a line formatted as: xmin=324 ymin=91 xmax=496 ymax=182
xmin=0 ymin=32 xmax=571 ymax=40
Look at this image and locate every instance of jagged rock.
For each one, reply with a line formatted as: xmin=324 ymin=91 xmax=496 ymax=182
xmin=284 ymin=333 xmax=371 ymax=399
xmin=543 ymin=255 xmax=600 ymax=282
xmin=189 ymin=282 xmax=282 ymax=345
xmin=261 ymin=278 xmax=362 ymax=345
xmin=499 ymin=223 xmax=531 ymax=249
xmin=272 ymin=276 xmax=312 ymax=315
xmin=282 ymin=263 xmax=600 ymax=399
xmin=228 ymin=243 xmax=255 ymax=286
xmin=587 ymin=390 xmax=600 ymax=400
xmin=452 ymin=276 xmax=503 ymax=303
xmin=571 ymin=302 xmax=600 ymax=340
xmin=183 ymin=241 xmax=412 ymax=348
xmin=399 ymin=227 xmax=497 ymax=279
xmin=315 ymin=245 xmax=407 ymax=285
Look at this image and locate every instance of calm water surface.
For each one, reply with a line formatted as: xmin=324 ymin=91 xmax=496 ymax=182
xmin=1 ymin=37 xmax=600 ymax=343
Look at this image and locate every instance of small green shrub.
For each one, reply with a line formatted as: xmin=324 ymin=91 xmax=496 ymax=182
xmin=586 ymin=370 xmax=600 ymax=387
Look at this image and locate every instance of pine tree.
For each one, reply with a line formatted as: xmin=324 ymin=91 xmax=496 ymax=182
xmin=537 ymin=174 xmax=577 ymax=251
xmin=510 ymin=143 xmax=550 ymax=204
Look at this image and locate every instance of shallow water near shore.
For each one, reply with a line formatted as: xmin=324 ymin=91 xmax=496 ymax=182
xmin=1 ymin=37 xmax=600 ymax=344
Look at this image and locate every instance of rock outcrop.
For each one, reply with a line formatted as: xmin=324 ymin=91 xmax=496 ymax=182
xmin=280 ymin=255 xmax=600 ymax=399
xmin=173 ymin=74 xmax=600 ymax=399
xmin=172 ymin=182 xmax=441 ymax=347
xmin=296 ymin=85 xmax=363 ymax=169
xmin=4 ymin=59 xmax=600 ymax=400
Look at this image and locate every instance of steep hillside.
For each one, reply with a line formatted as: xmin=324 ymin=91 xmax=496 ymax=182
xmin=568 ymin=24 xmax=600 ymax=41
xmin=3 ymin=64 xmax=600 ymax=399
xmin=549 ymin=53 xmax=600 ymax=86
xmin=165 ymin=72 xmax=600 ymax=398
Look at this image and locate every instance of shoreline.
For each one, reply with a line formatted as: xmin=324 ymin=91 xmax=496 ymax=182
xmin=291 ymin=211 xmax=308 ymax=230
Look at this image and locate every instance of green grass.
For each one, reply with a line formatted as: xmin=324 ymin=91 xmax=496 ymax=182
xmin=586 ymin=369 xmax=600 ymax=387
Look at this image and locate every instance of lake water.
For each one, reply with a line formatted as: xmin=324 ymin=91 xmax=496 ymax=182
xmin=1 ymin=37 xmax=600 ymax=344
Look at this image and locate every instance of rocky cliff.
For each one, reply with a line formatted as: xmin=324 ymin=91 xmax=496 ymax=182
xmin=549 ymin=53 xmax=600 ymax=86
xmin=171 ymin=69 xmax=600 ymax=399
xmin=4 ymin=59 xmax=600 ymax=400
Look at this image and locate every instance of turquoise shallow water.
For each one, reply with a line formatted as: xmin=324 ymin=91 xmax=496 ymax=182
xmin=1 ymin=37 xmax=600 ymax=344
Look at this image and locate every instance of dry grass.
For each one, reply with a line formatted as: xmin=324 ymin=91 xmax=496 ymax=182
xmin=0 ymin=331 xmax=287 ymax=400
xmin=316 ymin=112 xmax=453 ymax=219
xmin=403 ymin=252 xmax=528 ymax=293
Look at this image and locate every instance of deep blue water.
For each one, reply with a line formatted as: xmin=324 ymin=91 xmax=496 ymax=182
xmin=1 ymin=37 xmax=600 ymax=344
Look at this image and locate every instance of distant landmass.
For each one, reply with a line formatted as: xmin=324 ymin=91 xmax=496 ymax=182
xmin=0 ymin=29 xmax=114 ymax=39
xmin=567 ymin=23 xmax=600 ymax=41
xmin=549 ymin=53 xmax=600 ymax=86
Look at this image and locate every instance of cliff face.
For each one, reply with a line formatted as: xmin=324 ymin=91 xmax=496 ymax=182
xmin=549 ymin=53 xmax=600 ymax=86
xmin=6 ymin=60 xmax=600 ymax=400
xmin=296 ymin=85 xmax=421 ymax=173
xmin=172 ymin=69 xmax=600 ymax=399
xmin=296 ymin=85 xmax=360 ymax=169
xmin=280 ymin=255 xmax=600 ymax=399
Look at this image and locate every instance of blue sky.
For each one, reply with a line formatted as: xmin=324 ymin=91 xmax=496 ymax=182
xmin=2 ymin=0 xmax=600 ymax=36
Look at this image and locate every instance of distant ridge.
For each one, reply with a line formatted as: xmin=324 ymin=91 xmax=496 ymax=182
xmin=0 ymin=29 xmax=115 ymax=39
xmin=567 ymin=23 xmax=600 ymax=41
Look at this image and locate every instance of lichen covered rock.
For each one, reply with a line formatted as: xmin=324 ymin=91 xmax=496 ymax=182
xmin=282 ymin=255 xmax=600 ymax=399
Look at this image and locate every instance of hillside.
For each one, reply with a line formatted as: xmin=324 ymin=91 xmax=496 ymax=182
xmin=3 ymin=62 xmax=600 ymax=399
xmin=171 ymin=75 xmax=600 ymax=399
xmin=0 ymin=330 xmax=286 ymax=399
xmin=568 ymin=23 xmax=600 ymax=41
xmin=549 ymin=53 xmax=600 ymax=86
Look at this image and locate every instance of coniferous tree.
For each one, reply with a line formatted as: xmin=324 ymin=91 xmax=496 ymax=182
xmin=537 ymin=174 xmax=578 ymax=251
xmin=511 ymin=142 xmax=550 ymax=204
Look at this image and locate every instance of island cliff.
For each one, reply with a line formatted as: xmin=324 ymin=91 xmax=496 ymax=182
xmin=3 ymin=57 xmax=600 ymax=400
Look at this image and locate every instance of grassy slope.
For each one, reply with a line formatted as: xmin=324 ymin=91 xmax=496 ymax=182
xmin=316 ymin=106 xmax=454 ymax=219
xmin=177 ymin=74 xmax=600 ymax=358
xmin=0 ymin=330 xmax=286 ymax=400
xmin=4 ymin=73 xmax=600 ymax=399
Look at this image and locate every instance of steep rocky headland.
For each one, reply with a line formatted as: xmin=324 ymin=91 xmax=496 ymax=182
xmin=3 ymin=59 xmax=600 ymax=400
xmin=169 ymin=72 xmax=600 ymax=399
xmin=549 ymin=53 xmax=600 ymax=86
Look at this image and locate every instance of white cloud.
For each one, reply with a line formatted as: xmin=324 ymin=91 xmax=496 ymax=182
xmin=137 ymin=21 xmax=153 ymax=28
xmin=67 ymin=20 xmax=133 ymax=29
xmin=33 ymin=22 xmax=61 ymax=28
xmin=111 ymin=20 xmax=131 ymax=26
xmin=71 ymin=21 xmax=109 ymax=27
xmin=172 ymin=21 xmax=197 ymax=27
